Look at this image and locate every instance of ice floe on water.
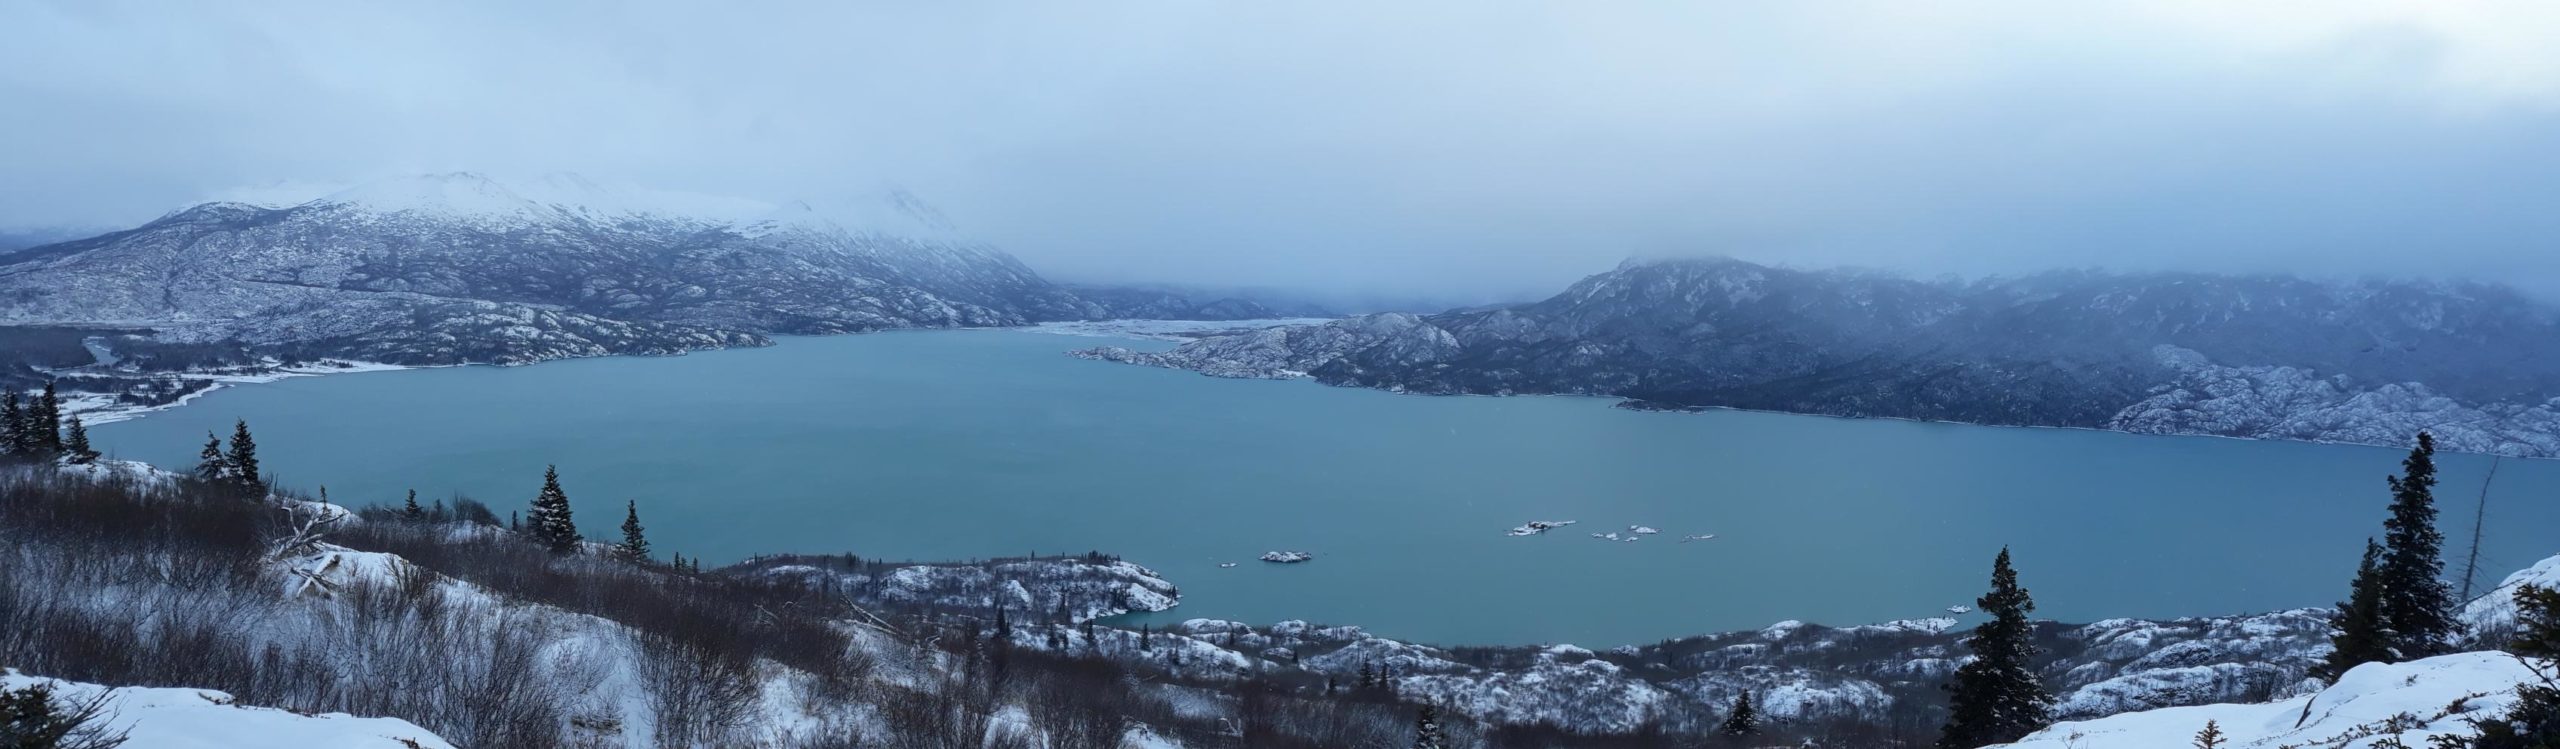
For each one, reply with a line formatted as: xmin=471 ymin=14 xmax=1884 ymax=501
xmin=1507 ymin=520 xmax=1577 ymax=536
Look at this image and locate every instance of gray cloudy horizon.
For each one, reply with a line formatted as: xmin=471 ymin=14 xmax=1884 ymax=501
xmin=5 ymin=1 xmax=2560 ymax=301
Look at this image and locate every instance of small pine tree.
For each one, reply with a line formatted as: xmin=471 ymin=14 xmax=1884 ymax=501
xmin=1939 ymin=547 xmax=2054 ymax=749
xmin=2474 ymin=584 xmax=2560 ymax=748
xmin=616 ymin=500 xmax=650 ymax=562
xmin=2378 ymin=432 xmax=2457 ymax=660
xmin=1411 ymin=704 xmax=1444 ymax=749
xmin=1719 ymin=689 xmax=1761 ymax=736
xmin=2321 ymin=539 xmax=2394 ymax=680
xmin=61 ymin=417 xmax=98 ymax=465
xmin=670 ymin=552 xmax=684 ymax=571
xmin=225 ymin=420 xmax=263 ymax=497
xmin=2194 ymin=719 xmax=2227 ymax=749
xmin=526 ymin=465 xmax=581 ymax=553
xmin=193 ymin=432 xmax=229 ymax=482
xmin=0 ymin=680 xmax=130 ymax=749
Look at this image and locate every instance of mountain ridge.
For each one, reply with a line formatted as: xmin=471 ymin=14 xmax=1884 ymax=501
xmin=1077 ymin=256 xmax=2560 ymax=456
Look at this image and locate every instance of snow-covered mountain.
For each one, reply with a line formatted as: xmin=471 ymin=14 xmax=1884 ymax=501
xmin=1079 ymin=257 xmax=2560 ymax=456
xmin=0 ymin=173 xmax=1290 ymax=367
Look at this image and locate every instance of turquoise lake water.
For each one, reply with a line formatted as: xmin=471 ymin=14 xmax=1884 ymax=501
xmin=89 ymin=329 xmax=2560 ymax=646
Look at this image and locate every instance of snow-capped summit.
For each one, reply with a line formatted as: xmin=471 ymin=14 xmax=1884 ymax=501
xmin=290 ymin=171 xmax=954 ymax=239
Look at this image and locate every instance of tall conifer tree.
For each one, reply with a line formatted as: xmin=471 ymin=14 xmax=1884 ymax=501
xmin=1939 ymin=547 xmax=2053 ymax=749
xmin=527 ymin=465 xmax=581 ymax=553
xmin=34 ymin=382 xmax=61 ymax=452
xmin=1 ymin=392 xmax=23 ymax=455
xmin=2377 ymin=432 xmax=2456 ymax=659
xmin=225 ymin=420 xmax=262 ymax=497
xmin=2320 ymin=539 xmax=2394 ymax=680
xmin=617 ymin=500 xmax=650 ymax=562
xmin=402 ymin=490 xmax=424 ymax=521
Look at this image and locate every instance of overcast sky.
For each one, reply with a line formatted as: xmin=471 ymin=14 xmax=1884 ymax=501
xmin=5 ymin=1 xmax=2560 ymax=300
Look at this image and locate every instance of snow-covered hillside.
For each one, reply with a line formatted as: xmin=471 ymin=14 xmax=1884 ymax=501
xmin=0 ymin=173 xmax=1301 ymax=379
xmin=1 ymin=670 xmax=457 ymax=749
xmin=1079 ymin=257 xmax=2560 ymax=457
xmin=1996 ymin=652 xmax=2539 ymax=749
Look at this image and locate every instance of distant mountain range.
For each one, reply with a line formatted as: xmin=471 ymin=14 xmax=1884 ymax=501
xmin=1079 ymin=257 xmax=2560 ymax=457
xmin=0 ymin=172 xmax=1307 ymax=368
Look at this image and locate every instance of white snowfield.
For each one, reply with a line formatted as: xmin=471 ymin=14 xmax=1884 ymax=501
xmin=1994 ymin=651 xmax=2541 ymax=749
xmin=0 ymin=670 xmax=456 ymax=749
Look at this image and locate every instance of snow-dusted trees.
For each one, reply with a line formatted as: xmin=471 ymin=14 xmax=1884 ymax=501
xmin=526 ymin=466 xmax=580 ymax=554
xmin=1939 ymin=547 xmax=2053 ymax=749
xmin=60 ymin=417 xmax=96 ymax=465
xmin=1719 ymin=689 xmax=1760 ymax=737
xmin=34 ymin=382 xmax=62 ymax=454
xmin=616 ymin=500 xmax=649 ymax=562
xmin=0 ymin=681 xmax=128 ymax=749
xmin=187 ymin=421 xmax=266 ymax=497
xmin=2327 ymin=432 xmax=2459 ymax=681
xmin=194 ymin=432 xmax=226 ymax=481
xmin=2322 ymin=540 xmax=2393 ymax=680
xmin=2377 ymin=432 xmax=2457 ymax=659
xmin=1410 ymin=704 xmax=1444 ymax=749
xmin=2192 ymin=719 xmax=2226 ymax=748
xmin=0 ymin=392 xmax=21 ymax=454
xmin=224 ymin=420 xmax=263 ymax=498
xmin=2472 ymin=584 xmax=2560 ymax=748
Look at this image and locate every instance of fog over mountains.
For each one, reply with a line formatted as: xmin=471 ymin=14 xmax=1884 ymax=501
xmin=0 ymin=172 xmax=1295 ymax=367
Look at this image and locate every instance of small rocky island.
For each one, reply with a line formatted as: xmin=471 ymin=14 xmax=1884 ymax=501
xmin=1260 ymin=550 xmax=1314 ymax=564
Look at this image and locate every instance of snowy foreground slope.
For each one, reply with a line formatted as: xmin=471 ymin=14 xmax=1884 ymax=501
xmin=1994 ymin=653 xmax=2537 ymax=749
xmin=1 ymin=670 xmax=455 ymax=749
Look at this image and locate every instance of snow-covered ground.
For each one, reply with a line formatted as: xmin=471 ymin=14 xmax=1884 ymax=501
xmin=61 ymin=359 xmax=417 ymax=425
xmin=1026 ymin=317 xmax=1334 ymax=342
xmin=1997 ymin=652 xmax=2539 ymax=749
xmin=1 ymin=670 xmax=457 ymax=749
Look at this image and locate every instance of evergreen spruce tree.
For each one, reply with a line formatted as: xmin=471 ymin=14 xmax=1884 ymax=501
xmin=1719 ymin=689 xmax=1761 ymax=736
xmin=225 ymin=420 xmax=263 ymax=497
xmin=1411 ymin=704 xmax=1444 ymax=749
xmin=2377 ymin=432 xmax=2457 ymax=660
xmin=402 ymin=490 xmax=424 ymax=521
xmin=1 ymin=392 xmax=23 ymax=456
xmin=1938 ymin=547 xmax=2054 ymax=749
xmin=61 ymin=417 xmax=98 ymax=465
xmin=2474 ymin=584 xmax=2560 ymax=748
xmin=193 ymin=432 xmax=229 ymax=482
xmin=526 ymin=465 xmax=581 ymax=553
xmin=616 ymin=500 xmax=650 ymax=562
xmin=2193 ymin=719 xmax=2226 ymax=749
xmin=34 ymin=381 xmax=61 ymax=453
xmin=2320 ymin=539 xmax=2394 ymax=681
